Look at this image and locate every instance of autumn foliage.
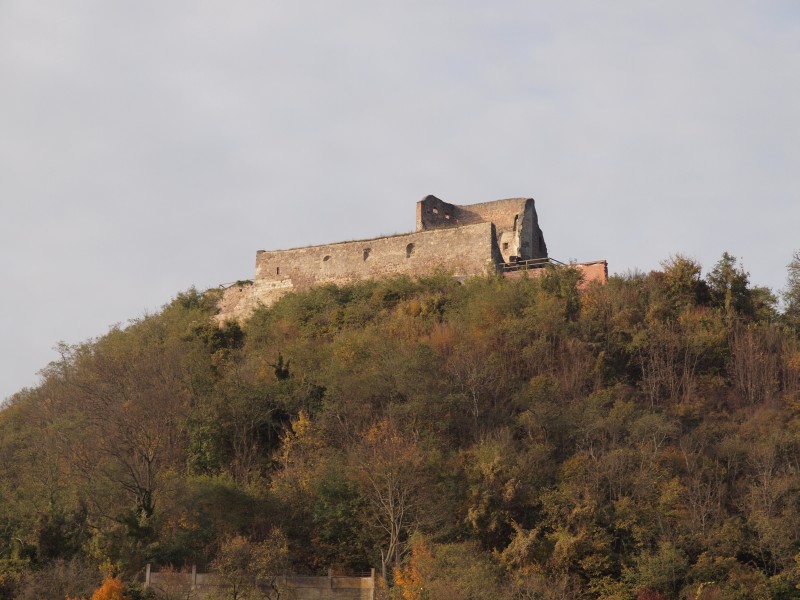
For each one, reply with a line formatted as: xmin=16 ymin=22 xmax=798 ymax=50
xmin=90 ymin=577 xmax=129 ymax=600
xmin=393 ymin=537 xmax=434 ymax=600
xmin=3 ymin=252 xmax=800 ymax=598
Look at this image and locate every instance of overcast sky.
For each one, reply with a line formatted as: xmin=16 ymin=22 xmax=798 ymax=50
xmin=2 ymin=1 xmax=799 ymax=402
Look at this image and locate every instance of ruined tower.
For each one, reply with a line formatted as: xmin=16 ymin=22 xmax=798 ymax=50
xmin=415 ymin=195 xmax=547 ymax=263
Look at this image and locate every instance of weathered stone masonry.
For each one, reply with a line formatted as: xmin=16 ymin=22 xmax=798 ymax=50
xmin=416 ymin=196 xmax=547 ymax=263
xmin=255 ymin=222 xmax=499 ymax=290
xmin=216 ymin=195 xmax=605 ymax=323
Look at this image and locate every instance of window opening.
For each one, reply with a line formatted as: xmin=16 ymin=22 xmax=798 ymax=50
xmin=513 ymin=214 xmax=519 ymax=231
xmin=502 ymin=242 xmax=509 ymax=250
xmin=406 ymin=243 xmax=414 ymax=258
xmin=363 ymin=248 xmax=371 ymax=261
xmin=276 ymin=266 xmax=280 ymax=275
xmin=323 ymin=255 xmax=331 ymax=262
xmin=432 ymin=208 xmax=439 ymax=214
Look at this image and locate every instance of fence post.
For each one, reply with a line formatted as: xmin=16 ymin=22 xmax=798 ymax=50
xmin=192 ymin=565 xmax=197 ymax=590
xmin=145 ymin=564 xmax=151 ymax=588
xmin=370 ymin=568 xmax=376 ymax=600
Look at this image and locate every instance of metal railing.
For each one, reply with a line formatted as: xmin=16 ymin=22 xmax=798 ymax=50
xmin=501 ymin=256 xmax=566 ymax=272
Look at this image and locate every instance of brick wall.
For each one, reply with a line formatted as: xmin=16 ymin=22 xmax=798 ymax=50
xmin=503 ymin=260 xmax=609 ymax=287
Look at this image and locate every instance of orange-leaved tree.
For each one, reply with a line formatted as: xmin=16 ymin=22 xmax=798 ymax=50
xmin=393 ymin=536 xmax=434 ymax=600
xmin=88 ymin=576 xmax=129 ymax=600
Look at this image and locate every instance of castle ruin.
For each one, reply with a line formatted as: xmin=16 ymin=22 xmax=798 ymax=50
xmin=216 ymin=195 xmax=606 ymax=322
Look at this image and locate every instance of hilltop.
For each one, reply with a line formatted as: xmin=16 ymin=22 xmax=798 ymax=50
xmin=1 ymin=253 xmax=800 ymax=599
xmin=215 ymin=194 xmax=606 ymax=323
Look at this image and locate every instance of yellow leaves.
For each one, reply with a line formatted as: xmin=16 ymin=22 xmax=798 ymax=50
xmin=579 ymin=283 xmax=604 ymax=315
xmin=560 ymin=452 xmax=592 ymax=483
xmin=275 ymin=410 xmax=323 ymax=491
xmin=387 ymin=292 xmax=450 ymax=341
xmin=393 ymin=536 xmax=434 ymax=600
xmin=292 ymin=409 xmax=313 ymax=438
xmin=213 ymin=533 xmax=289 ymax=579
xmin=426 ymin=322 xmax=456 ymax=357
xmin=362 ymin=419 xmax=421 ymax=465
xmin=658 ymin=477 xmax=688 ymax=521
xmin=331 ymin=343 xmax=359 ymax=367
xmin=787 ymin=352 xmax=800 ymax=377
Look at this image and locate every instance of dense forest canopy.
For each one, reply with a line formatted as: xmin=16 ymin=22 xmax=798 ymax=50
xmin=2 ymin=251 xmax=800 ymax=599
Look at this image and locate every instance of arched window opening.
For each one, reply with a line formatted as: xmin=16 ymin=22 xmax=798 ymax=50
xmin=406 ymin=243 xmax=414 ymax=258
xmin=513 ymin=214 xmax=519 ymax=231
xmin=363 ymin=248 xmax=371 ymax=261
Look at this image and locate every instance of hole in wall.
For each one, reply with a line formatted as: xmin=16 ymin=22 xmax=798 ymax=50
xmin=513 ymin=214 xmax=518 ymax=231
xmin=276 ymin=266 xmax=280 ymax=275
xmin=502 ymin=242 xmax=509 ymax=250
xmin=323 ymin=255 xmax=331 ymax=262
xmin=406 ymin=243 xmax=414 ymax=258
xmin=363 ymin=248 xmax=371 ymax=261
xmin=444 ymin=214 xmax=450 ymax=220
xmin=432 ymin=208 xmax=439 ymax=214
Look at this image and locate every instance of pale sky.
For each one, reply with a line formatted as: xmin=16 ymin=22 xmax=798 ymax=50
xmin=2 ymin=1 xmax=799 ymax=402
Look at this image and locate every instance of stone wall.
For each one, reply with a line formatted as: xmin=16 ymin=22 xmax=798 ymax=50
xmin=255 ymin=221 xmax=498 ymax=288
xmin=146 ymin=568 xmax=374 ymax=600
xmin=415 ymin=195 xmax=478 ymax=230
xmin=216 ymin=222 xmax=500 ymax=323
xmin=216 ymin=279 xmax=295 ymax=324
xmin=214 ymin=195 xmax=601 ymax=325
xmin=415 ymin=195 xmax=547 ymax=262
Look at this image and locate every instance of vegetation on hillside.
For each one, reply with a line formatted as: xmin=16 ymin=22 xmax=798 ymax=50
xmin=2 ymin=251 xmax=800 ymax=599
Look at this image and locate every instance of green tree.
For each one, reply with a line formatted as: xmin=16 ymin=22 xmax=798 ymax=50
xmin=661 ymin=254 xmax=706 ymax=311
xmin=628 ymin=542 xmax=688 ymax=598
xmin=707 ymin=252 xmax=751 ymax=317
xmin=784 ymin=250 xmax=800 ymax=328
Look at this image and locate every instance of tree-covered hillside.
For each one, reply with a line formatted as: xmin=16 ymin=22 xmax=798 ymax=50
xmin=2 ymin=252 xmax=800 ymax=599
